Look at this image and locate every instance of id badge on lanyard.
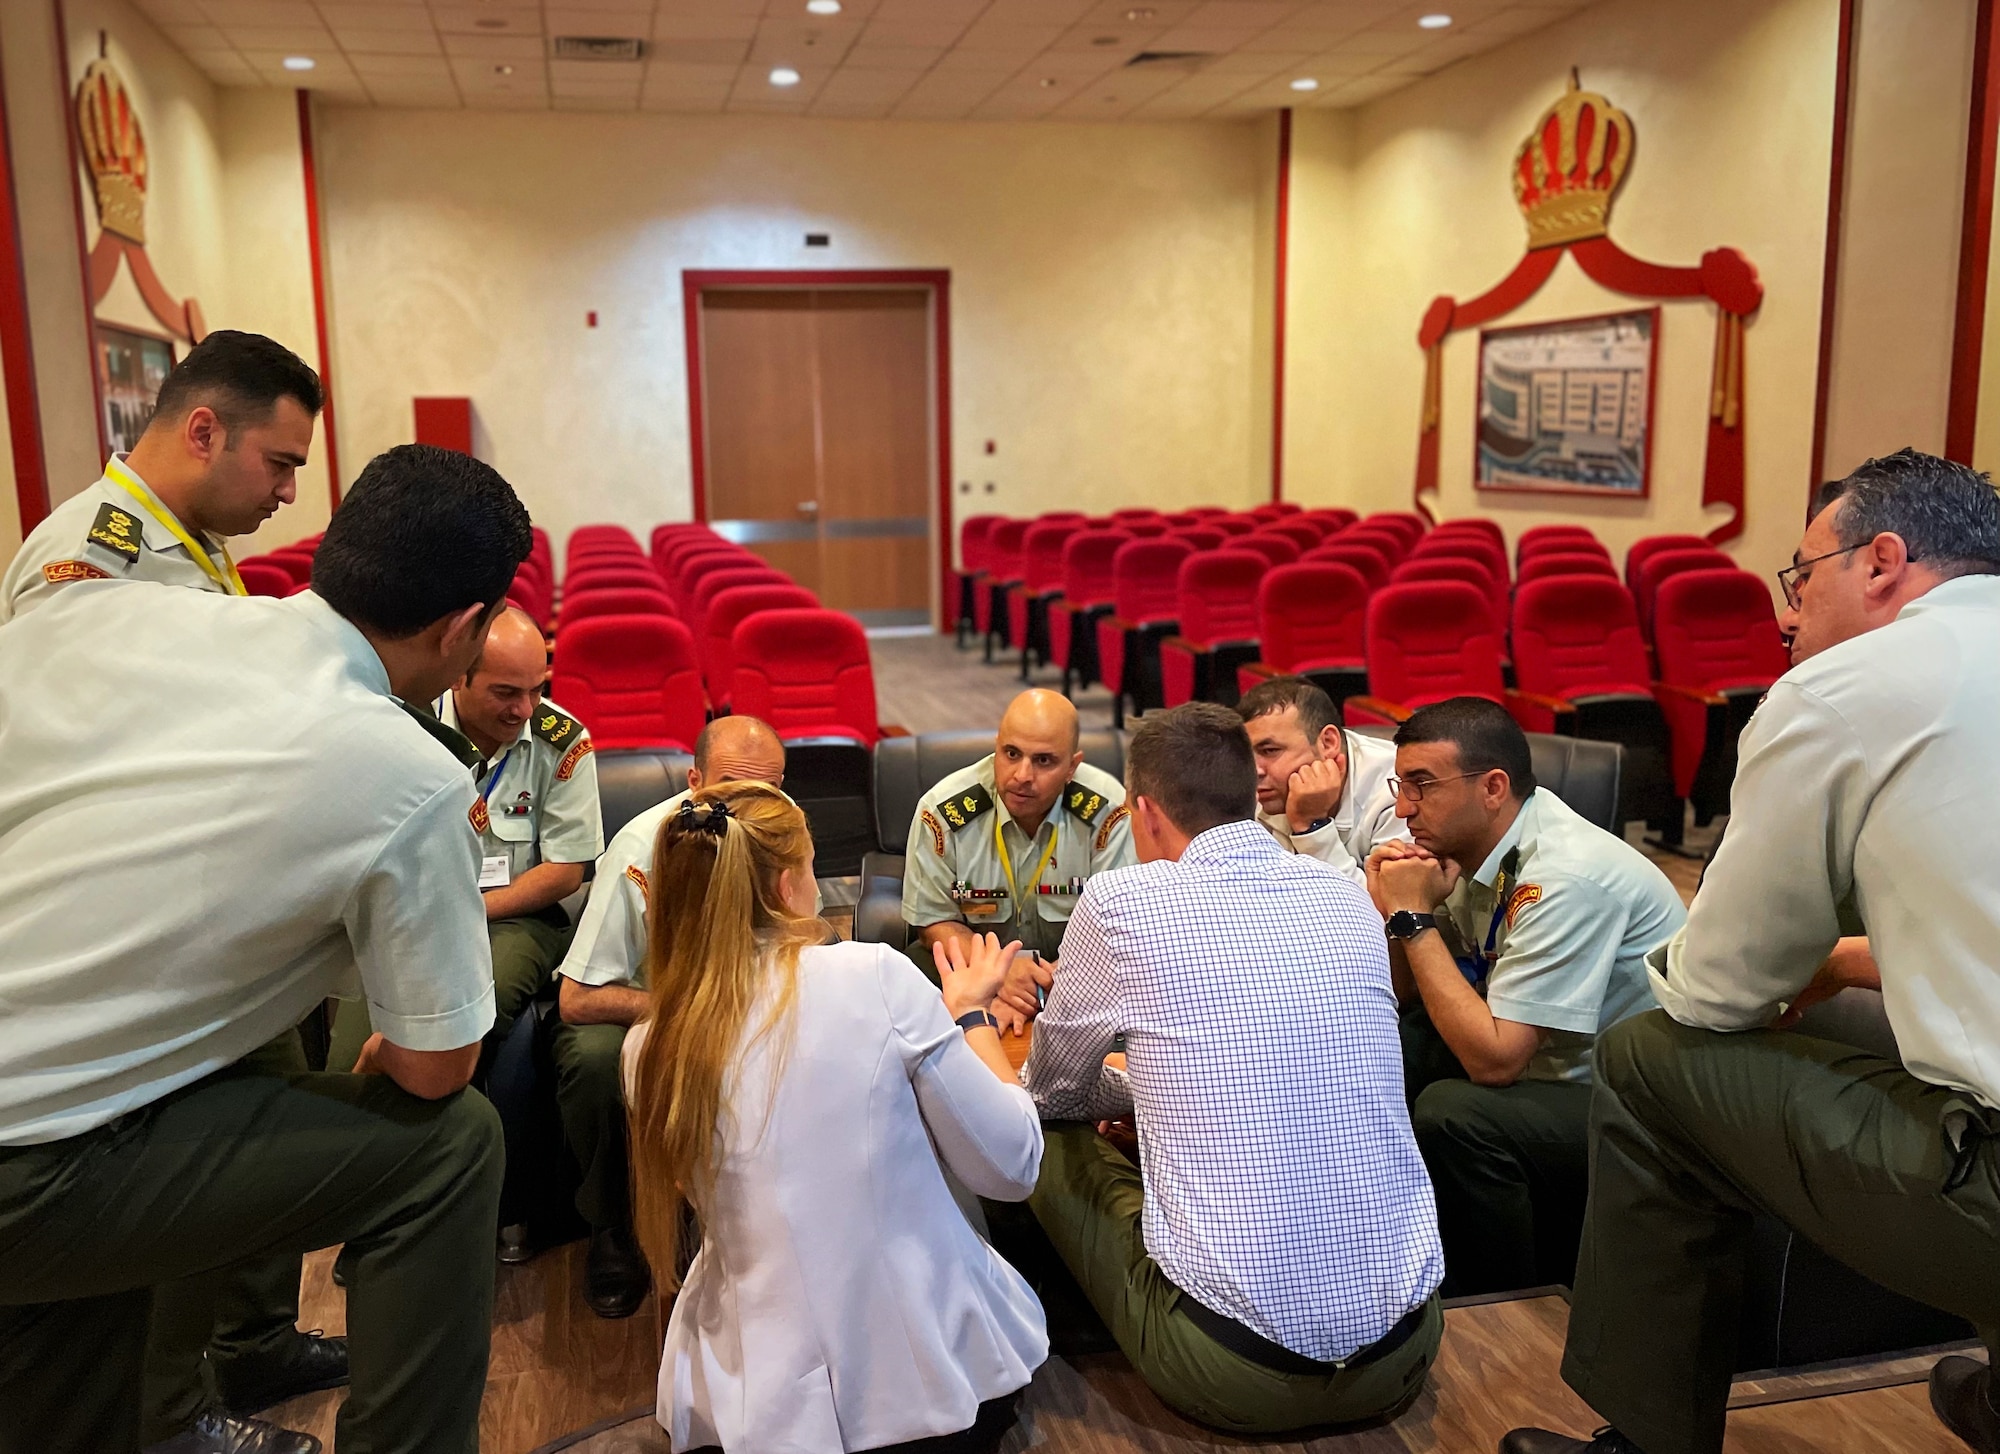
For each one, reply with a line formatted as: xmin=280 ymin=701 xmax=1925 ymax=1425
xmin=1454 ymin=860 xmax=1515 ymax=988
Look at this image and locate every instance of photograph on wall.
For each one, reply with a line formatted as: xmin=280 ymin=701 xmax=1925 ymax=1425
xmin=1474 ymin=308 xmax=1658 ymax=498
xmin=95 ymin=322 xmax=176 ymax=456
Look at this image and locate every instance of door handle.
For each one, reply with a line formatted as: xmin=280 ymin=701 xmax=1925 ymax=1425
xmin=796 ymin=500 xmax=820 ymax=515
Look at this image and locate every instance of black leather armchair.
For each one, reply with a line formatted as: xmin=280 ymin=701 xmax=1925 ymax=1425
xmin=593 ymin=747 xmax=695 ymax=840
xmin=855 ymin=729 xmax=1126 ymax=949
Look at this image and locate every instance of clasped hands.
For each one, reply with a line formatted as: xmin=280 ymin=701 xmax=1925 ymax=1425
xmin=933 ymin=933 xmax=1054 ymax=1035
xmin=1365 ymin=840 xmax=1462 ymax=920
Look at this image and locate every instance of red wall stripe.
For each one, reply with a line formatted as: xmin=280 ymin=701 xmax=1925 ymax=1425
xmin=1947 ymin=0 xmax=2000 ymax=464
xmin=296 ymin=90 xmax=341 ymax=509
xmin=1808 ymin=0 xmax=1858 ymax=501
xmin=1271 ymin=107 xmax=1292 ymax=504
xmin=52 ymin=1 xmax=108 ymax=467
xmin=0 ymin=40 xmax=50 ymax=533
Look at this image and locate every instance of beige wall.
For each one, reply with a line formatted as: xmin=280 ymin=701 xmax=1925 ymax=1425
xmin=313 ymin=107 xmax=1271 ymax=564
xmin=1282 ymin=0 xmax=1840 ymax=585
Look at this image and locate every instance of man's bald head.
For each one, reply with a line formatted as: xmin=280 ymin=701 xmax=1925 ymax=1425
xmin=993 ymin=688 xmax=1084 ymax=831
xmin=690 ymin=714 xmax=786 ymax=791
xmin=999 ymin=688 xmax=1080 ymax=755
xmin=452 ymin=606 xmax=549 ymax=756
xmin=469 ymin=606 xmax=544 ymax=681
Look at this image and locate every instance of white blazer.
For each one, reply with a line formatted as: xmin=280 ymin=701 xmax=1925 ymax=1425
xmin=624 ymin=939 xmax=1049 ymax=1453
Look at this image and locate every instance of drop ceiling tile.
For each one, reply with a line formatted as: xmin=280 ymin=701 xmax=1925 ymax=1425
xmin=954 ymin=21 xmax=1067 ymax=50
xmin=814 ymin=67 xmax=925 ymax=98
xmin=347 ymin=52 xmax=455 ymax=77
xmin=652 ymin=13 xmax=758 ymax=39
xmin=331 ymin=29 xmax=444 ymax=53
xmin=646 ymin=60 xmax=745 ymax=83
xmin=651 ymin=38 xmax=750 ymax=62
xmin=317 ymin=5 xmax=436 ymax=30
xmin=551 ymin=58 xmax=646 ymax=83
xmin=1185 ymin=1 xmax=1300 ymax=24
xmin=639 ymin=88 xmax=731 ymax=111
xmin=1466 ymin=4 xmax=1581 ymax=37
xmin=225 ymin=25 xmax=339 ymax=48
xmin=450 ymin=53 xmax=547 ymax=84
xmin=872 ymin=0 xmax=988 ymax=19
xmin=658 ymin=0 xmax=763 ymax=15
xmin=1046 ymin=25 xmax=1165 ymax=53
xmin=1320 ymin=69 xmax=1417 ymax=105
xmin=981 ymin=0 xmax=1095 ymax=21
xmin=1076 ymin=0 xmax=1200 ymax=22
xmin=440 ymin=33 xmax=547 ymax=57
xmin=854 ymin=20 xmax=971 ymax=47
xmin=182 ymin=50 xmax=263 ymax=81
xmin=843 ymin=43 xmax=946 ymax=66
xmin=136 ymin=0 xmax=212 ymax=24
xmin=1203 ymin=48 xmax=1304 ymax=72
xmin=429 ymin=7 xmax=544 ymax=36
xmin=810 ymin=99 xmax=899 ymax=117
xmin=365 ymin=82 xmax=464 ymax=106
xmin=1146 ymin=26 xmax=1260 ymax=49
xmin=546 ymin=10 xmax=657 ymax=35
xmin=199 ymin=1 xmax=322 ymax=24
xmin=464 ymin=88 xmax=551 ymax=107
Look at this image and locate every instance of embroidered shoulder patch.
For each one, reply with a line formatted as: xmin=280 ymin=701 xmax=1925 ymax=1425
xmin=555 ymin=738 xmax=595 ymax=782
xmin=919 ymin=808 xmax=946 ymax=856
xmin=86 ymin=502 xmax=143 ymax=561
xmin=42 ymin=559 xmax=112 ymax=585
xmin=1064 ymin=782 xmax=1109 ymax=825
xmin=1094 ymin=803 xmax=1131 ymax=854
xmin=1504 ymin=882 xmax=1542 ymax=928
xmin=532 ymin=706 xmax=583 ymax=751
xmin=937 ymin=782 xmax=994 ymax=832
xmin=469 ymin=798 xmax=490 ymax=834
xmin=624 ymin=864 xmax=648 ymax=902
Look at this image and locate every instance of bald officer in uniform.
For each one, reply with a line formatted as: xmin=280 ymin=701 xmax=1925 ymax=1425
xmin=0 ymin=330 xmax=319 ymax=622
xmin=1237 ymin=675 xmax=1405 ymax=886
xmin=903 ymin=689 xmax=1134 ymax=1012
xmin=0 ymin=442 xmax=529 ymax=1454
xmin=1506 ymin=451 xmax=2000 ymax=1454
xmin=554 ymin=715 xmax=788 ymax=1317
xmin=1363 ymin=698 xmax=1681 ymax=1297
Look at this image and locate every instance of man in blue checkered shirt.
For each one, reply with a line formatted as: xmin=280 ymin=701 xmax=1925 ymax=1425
xmin=1021 ymin=702 xmax=1444 ymax=1434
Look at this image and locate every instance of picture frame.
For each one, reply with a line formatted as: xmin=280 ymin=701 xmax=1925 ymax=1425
xmin=1474 ymin=307 xmax=1659 ymax=499
xmin=95 ymin=320 xmax=177 ymax=457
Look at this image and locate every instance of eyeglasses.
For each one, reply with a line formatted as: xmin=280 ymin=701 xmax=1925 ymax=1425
xmin=1776 ymin=543 xmax=1865 ymax=610
xmin=1388 ymin=771 xmax=1484 ymax=802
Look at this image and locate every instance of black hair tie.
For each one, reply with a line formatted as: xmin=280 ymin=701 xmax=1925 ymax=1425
xmin=677 ymin=799 xmax=733 ymax=837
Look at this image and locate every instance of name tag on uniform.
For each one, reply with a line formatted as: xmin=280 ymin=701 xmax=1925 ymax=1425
xmin=479 ymin=855 xmax=512 ymax=889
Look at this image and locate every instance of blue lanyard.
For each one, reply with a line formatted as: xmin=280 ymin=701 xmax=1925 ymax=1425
xmin=480 ymin=748 xmax=513 ymax=804
xmin=1454 ymin=852 xmax=1519 ymax=987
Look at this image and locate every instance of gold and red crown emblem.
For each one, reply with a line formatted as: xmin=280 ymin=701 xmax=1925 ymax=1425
xmin=1512 ymin=71 xmax=1632 ymax=250
xmin=75 ymin=57 xmax=149 ymax=245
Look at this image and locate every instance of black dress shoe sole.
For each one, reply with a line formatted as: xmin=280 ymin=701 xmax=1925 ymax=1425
xmin=225 ymin=1368 xmax=352 ymax=1418
xmin=584 ymin=1289 xmax=648 ymax=1320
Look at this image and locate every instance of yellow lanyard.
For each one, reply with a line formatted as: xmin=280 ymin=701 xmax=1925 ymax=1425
xmin=995 ymin=810 xmax=1062 ymax=908
xmin=104 ymin=459 xmax=247 ymax=596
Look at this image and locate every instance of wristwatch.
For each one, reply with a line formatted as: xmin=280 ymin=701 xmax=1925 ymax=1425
xmin=955 ymin=1009 xmax=1000 ymax=1033
xmin=1304 ymin=816 xmax=1335 ymax=834
xmin=1385 ymin=910 xmax=1438 ymax=941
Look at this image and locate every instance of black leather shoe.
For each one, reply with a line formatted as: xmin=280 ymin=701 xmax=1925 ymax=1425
xmin=218 ymin=1332 xmax=349 ymax=1416
xmin=497 ymin=1222 xmax=540 ymax=1266
xmin=1931 ymin=1354 xmax=2000 ymax=1453
xmin=141 ymin=1410 xmax=322 ymax=1454
xmin=1500 ymin=1428 xmax=1644 ymax=1454
xmin=584 ymin=1224 xmax=651 ymax=1319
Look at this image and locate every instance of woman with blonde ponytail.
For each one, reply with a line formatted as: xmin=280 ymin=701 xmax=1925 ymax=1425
xmin=622 ymin=781 xmax=1047 ymax=1454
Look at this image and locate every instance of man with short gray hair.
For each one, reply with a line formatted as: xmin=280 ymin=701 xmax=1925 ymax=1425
xmin=1506 ymin=449 xmax=2000 ymax=1454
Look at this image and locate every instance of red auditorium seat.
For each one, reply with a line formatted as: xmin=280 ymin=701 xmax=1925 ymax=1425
xmin=1237 ymin=561 xmax=1370 ymax=701
xmin=1005 ymin=520 xmax=1073 ymax=678
xmin=730 ymin=608 xmax=880 ymax=744
xmin=1431 ymin=518 xmax=1505 ymax=551
xmin=670 ymin=549 xmax=760 ymax=612
xmin=1304 ymin=540 xmax=1391 ymax=592
xmin=551 ymin=614 xmax=705 ymax=752
xmin=688 ymin=565 xmax=790 ymax=641
xmin=238 ymin=560 xmax=293 ymax=598
xmin=1049 ymin=528 xmax=1131 ymax=695
xmin=1626 ymin=533 xmax=1713 ymax=592
xmin=1122 ymin=519 xmax=1170 ymax=538
xmin=1171 ymin=526 xmax=1227 ymax=551
xmin=1262 ymin=520 xmax=1323 ymax=552
xmin=1411 ymin=530 xmax=1509 ymax=583
xmin=1511 ymin=575 xmax=1679 ymax=831
xmin=1161 ymin=550 xmax=1265 ymax=707
xmin=1652 ymin=568 xmax=1788 ymax=823
xmin=557 ymin=586 xmax=677 ymax=630
xmin=1634 ymin=546 xmax=1736 ymax=641
xmin=263 ymin=550 xmax=314 ymax=588
xmin=1517 ymin=550 xmax=1620 ymax=587
xmin=980 ymin=519 xmax=1030 ymax=656
xmin=529 ymin=526 xmax=553 ymax=581
xmin=1294 ymin=510 xmax=1348 ymax=538
xmin=662 ymin=531 xmax=728 ymax=570
xmin=1341 ymin=527 xmax=1411 ymax=565
xmin=1183 ymin=506 xmax=1230 ymax=519
xmin=1162 ymin=511 xmax=1203 ymax=529
xmin=1097 ymin=538 xmax=1193 ymax=728
xmin=1249 ymin=502 xmax=1301 ymax=521
xmin=508 ymin=566 xmax=553 ymax=628
xmin=1209 ymin=515 xmax=1258 ymax=536
xmin=1392 ymin=556 xmax=1503 ymax=630
xmin=1110 ymin=508 xmax=1162 ymax=526
xmin=1515 ymin=524 xmax=1599 ymax=566
xmin=1321 ymin=507 xmax=1360 ymax=530
xmin=1361 ymin=513 xmax=1426 ymax=551
xmin=1347 ymin=581 xmax=1559 ymax=730
xmin=566 ymin=523 xmax=641 ymax=560
xmin=953 ymin=514 xmax=1002 ymax=647
xmin=1237 ymin=533 xmax=1301 ymax=566
xmin=569 ymin=564 xmax=677 ymax=600
xmin=701 ymin=583 xmax=819 ymax=707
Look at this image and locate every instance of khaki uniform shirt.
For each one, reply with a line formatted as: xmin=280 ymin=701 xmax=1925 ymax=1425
xmin=1438 ymin=788 xmax=1681 ymax=1085
xmin=437 ymin=693 xmax=604 ymax=887
xmin=0 ymin=458 xmax=242 ymax=623
xmin=902 ymin=756 xmax=1135 ymax=959
xmin=1255 ymin=729 xmax=1408 ymax=888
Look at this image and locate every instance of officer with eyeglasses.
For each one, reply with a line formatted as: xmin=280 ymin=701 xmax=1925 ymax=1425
xmin=1363 ymin=697 xmax=1683 ymax=1300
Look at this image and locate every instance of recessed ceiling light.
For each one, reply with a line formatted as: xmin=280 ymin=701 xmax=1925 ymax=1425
xmin=282 ymin=55 xmax=315 ymax=71
xmin=1418 ymin=13 xmax=1453 ymax=28
xmin=806 ymin=0 xmax=842 ymax=12
xmin=1290 ymin=77 xmax=1318 ymax=91
xmin=492 ymin=63 xmax=514 ymax=76
xmin=770 ymin=66 xmax=801 ymax=87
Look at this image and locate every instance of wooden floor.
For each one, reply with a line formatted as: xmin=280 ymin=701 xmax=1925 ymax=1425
xmin=262 ymin=633 xmax=1921 ymax=1451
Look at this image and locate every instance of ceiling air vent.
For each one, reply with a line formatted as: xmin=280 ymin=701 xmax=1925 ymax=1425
xmin=551 ymin=35 xmax=646 ymax=62
xmin=1123 ymin=50 xmax=1216 ymax=71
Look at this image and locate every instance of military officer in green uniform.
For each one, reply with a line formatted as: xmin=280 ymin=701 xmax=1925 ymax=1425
xmin=903 ymin=689 xmax=1135 ymax=1018
xmin=330 ymin=606 xmax=603 ymax=1068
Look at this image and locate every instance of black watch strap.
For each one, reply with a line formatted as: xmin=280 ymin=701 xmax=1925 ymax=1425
xmin=955 ymin=1009 xmax=999 ymax=1033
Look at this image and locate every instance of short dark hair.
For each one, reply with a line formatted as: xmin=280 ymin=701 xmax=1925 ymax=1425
xmin=148 ymin=330 xmax=323 ymax=436
xmin=313 ymin=445 xmax=531 ymax=639
xmin=1393 ymin=696 xmax=1536 ymax=800
xmin=1814 ymin=448 xmax=2000 ymax=580
xmin=1236 ymin=675 xmax=1342 ymax=740
xmin=1126 ymin=702 xmax=1256 ymax=837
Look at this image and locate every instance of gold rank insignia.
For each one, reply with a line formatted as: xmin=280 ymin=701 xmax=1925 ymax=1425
xmin=86 ymin=503 xmax=142 ymax=561
xmin=469 ymin=798 xmax=490 ymax=833
xmin=555 ymin=738 xmax=595 ymax=782
xmin=532 ymin=707 xmax=581 ymax=750
xmin=42 ymin=559 xmax=112 ymax=585
xmin=1094 ymin=803 xmax=1130 ymax=854
xmin=1064 ymin=783 xmax=1108 ymax=825
xmin=939 ymin=782 xmax=994 ymax=832
xmin=920 ymin=808 xmax=946 ymax=856
xmin=1504 ymin=882 xmax=1542 ymax=928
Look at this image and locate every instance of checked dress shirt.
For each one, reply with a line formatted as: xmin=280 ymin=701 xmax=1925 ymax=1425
xmin=1022 ymin=818 xmax=1443 ymax=1362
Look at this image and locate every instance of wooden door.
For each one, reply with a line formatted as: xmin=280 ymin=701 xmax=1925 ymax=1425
xmin=699 ymin=287 xmax=933 ymax=625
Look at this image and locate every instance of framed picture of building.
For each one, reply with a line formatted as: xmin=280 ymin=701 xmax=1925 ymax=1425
xmin=95 ymin=321 xmax=176 ymax=456
xmin=1474 ymin=308 xmax=1658 ymax=498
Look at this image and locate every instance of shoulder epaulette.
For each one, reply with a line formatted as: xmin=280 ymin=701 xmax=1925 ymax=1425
xmin=86 ymin=502 xmax=142 ymax=562
xmin=1063 ymin=782 xmax=1110 ymax=825
xmin=532 ymin=705 xmax=584 ymax=752
xmin=398 ymin=699 xmax=485 ymax=769
xmin=937 ymin=781 xmax=994 ymax=832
